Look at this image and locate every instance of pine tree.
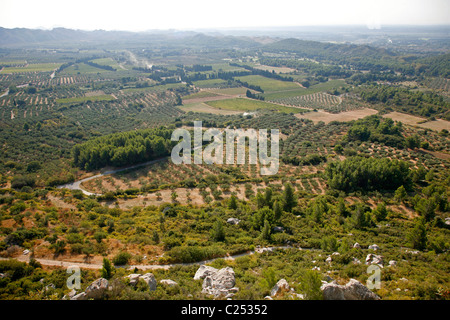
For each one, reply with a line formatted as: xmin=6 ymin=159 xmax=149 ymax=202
xmin=394 ymin=185 xmax=407 ymax=203
xmin=273 ymin=201 xmax=283 ymax=221
xmin=211 ymin=220 xmax=225 ymax=242
xmin=101 ymin=258 xmax=114 ymax=279
xmin=283 ymin=182 xmax=295 ymax=212
xmin=407 ymin=217 xmax=427 ymax=250
xmin=260 ymin=219 xmax=271 ymax=241
xmin=228 ymin=194 xmax=238 ymax=210
xmin=264 ymin=187 xmax=273 ymax=208
xmin=256 ymin=192 xmax=265 ymax=209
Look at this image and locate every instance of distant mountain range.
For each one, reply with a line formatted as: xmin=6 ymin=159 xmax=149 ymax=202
xmin=0 ymin=27 xmax=264 ymax=48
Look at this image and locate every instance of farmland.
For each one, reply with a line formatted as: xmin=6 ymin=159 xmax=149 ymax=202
xmin=205 ymin=98 xmax=306 ymax=113
xmin=235 ymin=75 xmax=301 ymax=92
xmin=0 ymin=26 xmax=448 ymax=303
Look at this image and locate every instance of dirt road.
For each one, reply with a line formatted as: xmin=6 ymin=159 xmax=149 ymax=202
xmin=0 ymin=246 xmax=295 ymax=271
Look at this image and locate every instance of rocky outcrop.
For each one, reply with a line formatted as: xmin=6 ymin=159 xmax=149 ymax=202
xmin=124 ymin=273 xmax=157 ymax=290
xmin=194 ymin=265 xmax=218 ymax=280
xmin=85 ymin=278 xmax=109 ymax=299
xmin=195 ymin=266 xmax=239 ymax=299
xmin=270 ymin=279 xmax=290 ymax=297
xmin=126 ymin=273 xmax=142 ymax=286
xmin=69 ymin=278 xmax=109 ymax=300
xmin=321 ymin=279 xmax=380 ymax=300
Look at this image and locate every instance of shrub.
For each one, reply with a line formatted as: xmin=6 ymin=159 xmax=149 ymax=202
xmin=299 ymin=270 xmax=323 ymax=300
xmin=112 ymin=251 xmax=132 ymax=266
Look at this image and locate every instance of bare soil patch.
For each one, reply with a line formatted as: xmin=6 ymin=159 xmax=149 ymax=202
xmin=297 ymin=108 xmax=378 ymax=124
xmin=383 ymin=112 xmax=450 ymax=132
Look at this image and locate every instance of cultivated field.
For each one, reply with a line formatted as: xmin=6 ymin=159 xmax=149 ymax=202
xmin=235 ymin=75 xmax=301 ymax=92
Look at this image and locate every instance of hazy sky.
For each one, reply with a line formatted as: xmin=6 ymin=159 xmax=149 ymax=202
xmin=0 ymin=0 xmax=449 ymax=31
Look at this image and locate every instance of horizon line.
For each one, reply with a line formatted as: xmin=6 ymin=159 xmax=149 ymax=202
xmin=1 ymin=24 xmax=450 ymax=33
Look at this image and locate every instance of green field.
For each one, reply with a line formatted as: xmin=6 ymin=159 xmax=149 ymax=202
xmin=210 ymin=63 xmax=247 ymax=72
xmin=91 ymin=57 xmax=123 ymax=70
xmin=205 ymin=98 xmax=307 ymax=113
xmin=56 ymin=94 xmax=115 ymax=104
xmin=0 ymin=63 xmax=63 ymax=73
xmin=235 ymin=75 xmax=301 ymax=92
xmin=208 ymin=87 xmax=249 ymax=95
xmin=121 ymin=83 xmax=184 ymax=93
xmin=61 ymin=62 xmax=111 ymax=75
xmin=183 ymin=91 xmax=220 ymax=100
xmin=193 ymin=79 xmax=228 ymax=88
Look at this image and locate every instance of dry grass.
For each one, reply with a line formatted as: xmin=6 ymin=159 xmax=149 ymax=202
xmin=383 ymin=112 xmax=450 ymax=132
xmin=178 ymin=102 xmax=243 ymax=115
xmin=296 ymin=108 xmax=379 ymax=123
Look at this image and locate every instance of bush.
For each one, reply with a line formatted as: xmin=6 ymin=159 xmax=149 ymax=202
xmin=112 ymin=251 xmax=132 ymax=266
xmin=299 ymin=270 xmax=323 ymax=300
xmin=11 ymin=175 xmax=36 ymax=189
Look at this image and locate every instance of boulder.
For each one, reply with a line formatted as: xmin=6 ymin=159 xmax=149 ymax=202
xmin=194 ymin=265 xmax=218 ymax=280
xmin=141 ymin=273 xmax=157 ymax=291
xmin=272 ymin=226 xmax=284 ymax=233
xmin=366 ymin=253 xmax=383 ymax=267
xmin=62 ymin=289 xmax=77 ymax=300
xmin=270 ymin=279 xmax=290 ymax=297
xmin=227 ymin=218 xmax=241 ymax=225
xmin=368 ymin=244 xmax=380 ymax=251
xmin=389 ymin=260 xmax=397 ymax=267
xmin=255 ymin=247 xmax=275 ymax=254
xmin=85 ymin=278 xmax=109 ymax=299
xmin=160 ymin=279 xmax=178 ymax=287
xmin=211 ymin=267 xmax=235 ymax=290
xmin=126 ymin=273 xmax=142 ymax=286
xmin=353 ymin=242 xmax=361 ymax=249
xmin=321 ymin=279 xmax=380 ymax=300
xmin=199 ymin=266 xmax=238 ymax=298
xmin=70 ymin=292 xmax=87 ymax=300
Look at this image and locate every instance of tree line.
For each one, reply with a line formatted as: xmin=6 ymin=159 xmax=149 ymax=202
xmin=72 ymin=127 xmax=174 ymax=170
xmin=326 ymin=156 xmax=412 ymax=192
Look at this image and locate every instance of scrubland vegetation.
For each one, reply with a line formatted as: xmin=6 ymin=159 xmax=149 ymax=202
xmin=0 ymin=27 xmax=448 ymax=300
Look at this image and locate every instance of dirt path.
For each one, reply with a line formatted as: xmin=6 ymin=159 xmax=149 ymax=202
xmin=57 ymin=157 xmax=169 ymax=195
xmin=0 ymin=246 xmax=296 ymax=271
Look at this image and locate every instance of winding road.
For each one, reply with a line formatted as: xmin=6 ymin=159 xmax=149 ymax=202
xmin=58 ymin=157 xmax=169 ymax=195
